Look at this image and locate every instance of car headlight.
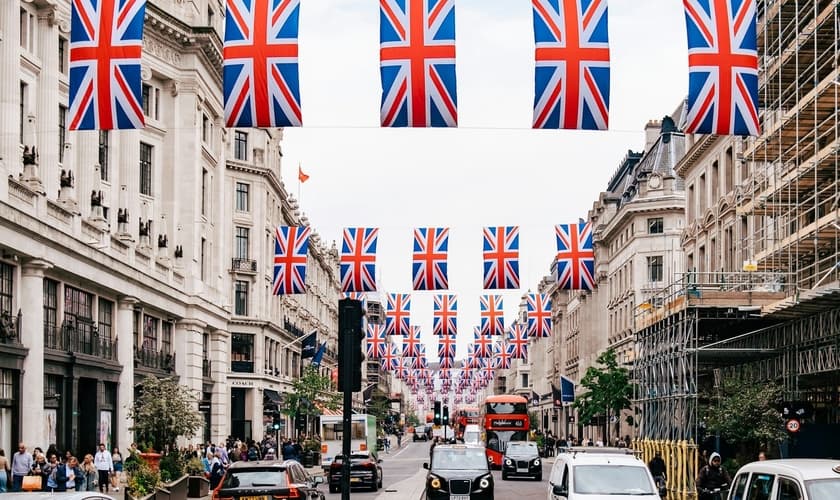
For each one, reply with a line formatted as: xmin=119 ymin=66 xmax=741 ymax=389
xmin=534 ymin=458 xmax=541 ymax=466
xmin=479 ymin=475 xmax=491 ymax=489
xmin=430 ymin=475 xmax=442 ymax=489
xmin=504 ymin=459 xmax=513 ymax=466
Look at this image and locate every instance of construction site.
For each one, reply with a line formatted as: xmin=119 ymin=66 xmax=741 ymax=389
xmin=633 ymin=0 xmax=840 ymax=495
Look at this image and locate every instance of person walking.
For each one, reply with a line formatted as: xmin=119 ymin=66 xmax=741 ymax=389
xmin=0 ymin=448 xmax=9 ymax=492
xmin=94 ymin=443 xmax=113 ymax=493
xmin=81 ymin=454 xmax=97 ymax=491
xmin=111 ymin=447 xmax=123 ymax=492
xmin=10 ymin=442 xmax=33 ymax=492
xmin=396 ymin=432 xmax=402 ymax=449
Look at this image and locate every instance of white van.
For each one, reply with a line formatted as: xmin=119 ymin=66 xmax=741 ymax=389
xmin=463 ymin=424 xmax=483 ymax=446
xmin=727 ymin=459 xmax=840 ymax=500
xmin=548 ymin=448 xmax=664 ymax=500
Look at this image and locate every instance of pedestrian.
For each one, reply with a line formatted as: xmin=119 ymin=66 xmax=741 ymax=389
xmin=648 ymin=451 xmax=667 ymax=495
xmin=758 ymin=451 xmax=767 ymax=461
xmin=10 ymin=442 xmax=33 ymax=492
xmin=383 ymin=436 xmax=390 ymax=454
xmin=209 ymin=452 xmax=224 ymax=489
xmin=111 ymin=447 xmax=123 ymax=491
xmin=81 ymin=454 xmax=97 ymax=491
xmin=93 ymin=443 xmax=113 ymax=493
xmin=44 ymin=454 xmax=60 ymax=492
xmin=64 ymin=457 xmax=81 ymax=492
xmin=0 ymin=448 xmax=9 ymax=492
xmin=397 ymin=432 xmax=403 ymax=448
xmin=696 ymin=452 xmax=731 ymax=500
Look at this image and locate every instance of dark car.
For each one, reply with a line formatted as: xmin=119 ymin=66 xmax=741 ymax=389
xmin=327 ymin=451 xmax=383 ymax=493
xmin=501 ymin=441 xmax=542 ymax=481
xmin=211 ymin=460 xmax=325 ymax=500
xmin=414 ymin=425 xmax=429 ymax=442
xmin=423 ymin=444 xmax=494 ymax=500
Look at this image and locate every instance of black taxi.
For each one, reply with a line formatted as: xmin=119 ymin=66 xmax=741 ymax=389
xmin=423 ymin=444 xmax=494 ymax=500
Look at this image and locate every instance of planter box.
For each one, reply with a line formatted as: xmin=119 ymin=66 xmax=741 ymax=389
xmin=187 ymin=475 xmax=210 ymax=498
xmin=156 ymin=475 xmax=189 ymax=500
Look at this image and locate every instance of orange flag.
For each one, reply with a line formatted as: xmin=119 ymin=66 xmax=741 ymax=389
xmin=298 ymin=165 xmax=310 ymax=183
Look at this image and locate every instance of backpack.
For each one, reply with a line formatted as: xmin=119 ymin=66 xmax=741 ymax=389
xmin=247 ymin=448 xmax=259 ymax=461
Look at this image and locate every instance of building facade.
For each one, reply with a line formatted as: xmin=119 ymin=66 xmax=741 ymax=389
xmin=0 ymin=0 xmax=339 ymax=456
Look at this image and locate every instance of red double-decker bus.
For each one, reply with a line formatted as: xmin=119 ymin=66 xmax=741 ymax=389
xmin=482 ymin=395 xmax=529 ymax=468
xmin=453 ymin=406 xmax=480 ymax=440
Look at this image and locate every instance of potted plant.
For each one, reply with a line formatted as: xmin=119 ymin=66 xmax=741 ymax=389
xmin=186 ymin=457 xmax=209 ymax=498
xmin=302 ymin=436 xmax=322 ymax=467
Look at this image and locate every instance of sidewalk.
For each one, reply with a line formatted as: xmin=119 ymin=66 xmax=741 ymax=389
xmin=374 ymin=469 xmax=426 ymax=500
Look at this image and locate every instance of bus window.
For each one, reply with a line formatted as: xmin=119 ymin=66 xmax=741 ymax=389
xmin=486 ymin=402 xmax=527 ymax=414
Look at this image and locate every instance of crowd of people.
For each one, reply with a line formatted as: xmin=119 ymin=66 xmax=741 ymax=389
xmin=0 ymin=442 xmax=123 ymax=493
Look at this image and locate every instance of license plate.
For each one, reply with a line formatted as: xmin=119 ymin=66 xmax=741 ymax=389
xmin=239 ymin=496 xmax=268 ymax=500
xmin=350 ymin=478 xmax=361 ymax=483
xmin=451 ymin=496 xmax=470 ymax=500
xmin=517 ymin=468 xmax=529 ymax=473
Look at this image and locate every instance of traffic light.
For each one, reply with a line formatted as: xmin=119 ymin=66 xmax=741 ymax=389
xmin=434 ymin=401 xmax=442 ymax=426
xmin=272 ymin=417 xmax=281 ymax=430
xmin=442 ymin=405 xmax=449 ymax=426
xmin=295 ymin=412 xmax=306 ymax=432
xmin=338 ymin=298 xmax=364 ymax=392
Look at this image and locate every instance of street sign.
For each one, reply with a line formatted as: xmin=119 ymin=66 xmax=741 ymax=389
xmin=198 ymin=402 xmax=211 ymax=412
xmin=785 ymin=419 xmax=801 ymax=433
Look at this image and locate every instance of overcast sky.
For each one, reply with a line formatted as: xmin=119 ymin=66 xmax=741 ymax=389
xmin=280 ymin=0 xmax=689 ymax=360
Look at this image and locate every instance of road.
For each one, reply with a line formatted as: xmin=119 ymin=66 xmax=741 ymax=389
xmin=316 ymin=440 xmax=551 ymax=499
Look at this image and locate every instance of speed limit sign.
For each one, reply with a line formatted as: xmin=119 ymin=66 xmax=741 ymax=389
xmin=785 ymin=419 xmax=801 ymax=433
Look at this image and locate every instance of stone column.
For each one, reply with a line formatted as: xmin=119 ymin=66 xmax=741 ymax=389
xmin=210 ymin=328 xmax=229 ymax=444
xmin=0 ymin=0 xmax=20 ymax=194
xmin=116 ymin=297 xmax=139 ymax=449
xmin=175 ymin=319 xmax=204 ymax=444
xmin=36 ymin=9 xmax=60 ymax=199
xmin=117 ymin=130 xmax=140 ymax=240
xmin=20 ymin=259 xmax=53 ymax=448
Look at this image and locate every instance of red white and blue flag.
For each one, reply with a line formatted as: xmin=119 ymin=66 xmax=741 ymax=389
xmin=479 ymin=295 xmax=505 ymax=335
xmin=683 ymin=0 xmax=759 ymax=136
xmin=68 ymin=0 xmax=147 ymax=130
xmin=507 ymin=323 xmax=529 ymax=359
xmin=438 ymin=333 xmax=456 ymax=359
xmin=223 ymin=0 xmax=302 ymax=127
xmin=532 ymin=0 xmax=610 ymax=130
xmin=340 ymin=228 xmax=378 ymax=293
xmin=380 ymin=0 xmax=457 ymax=127
xmin=433 ymin=294 xmax=458 ymax=336
xmin=402 ymin=326 xmax=423 ymax=358
xmin=527 ymin=293 xmax=552 ymax=338
xmin=438 ymin=356 xmax=453 ymax=369
xmin=556 ymin=222 xmax=596 ymax=290
xmin=366 ymin=324 xmax=387 ymax=359
xmin=483 ymin=226 xmax=520 ymax=289
xmin=381 ymin=343 xmax=400 ymax=371
xmin=473 ymin=327 xmax=494 ymax=358
xmin=271 ymin=226 xmax=310 ymax=295
xmin=412 ymin=227 xmax=450 ymax=290
xmin=493 ymin=342 xmax=512 ymax=370
xmin=386 ymin=293 xmax=411 ymax=336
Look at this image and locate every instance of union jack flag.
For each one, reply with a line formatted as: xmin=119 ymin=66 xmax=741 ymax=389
xmin=395 ymin=356 xmax=413 ymax=379
xmin=479 ymin=295 xmax=505 ymax=335
xmin=527 ymin=293 xmax=552 ymax=338
xmin=532 ymin=0 xmax=610 ymax=130
xmin=380 ymin=0 xmax=457 ymax=127
xmin=438 ymin=356 xmax=453 ymax=369
xmin=433 ymin=294 xmax=457 ymax=336
xmin=366 ymin=324 xmax=387 ymax=359
xmin=412 ymin=227 xmax=449 ymax=290
xmin=271 ymin=226 xmax=310 ymax=294
xmin=415 ymin=350 xmax=428 ymax=369
xmin=556 ymin=222 xmax=596 ymax=290
xmin=223 ymin=0 xmax=302 ymax=127
xmin=438 ymin=333 xmax=456 ymax=359
xmin=474 ymin=328 xmax=494 ymax=358
xmin=483 ymin=227 xmax=520 ymax=289
xmin=385 ymin=293 xmax=411 ymax=336
xmin=403 ymin=326 xmax=423 ymax=358
xmin=340 ymin=228 xmax=378 ymax=293
xmin=343 ymin=292 xmax=368 ymax=312
xmin=68 ymin=0 xmax=147 ymax=130
xmin=683 ymin=0 xmax=760 ymax=136
xmin=507 ymin=323 xmax=529 ymax=359
xmin=493 ymin=342 xmax=512 ymax=369
xmin=381 ymin=343 xmax=400 ymax=371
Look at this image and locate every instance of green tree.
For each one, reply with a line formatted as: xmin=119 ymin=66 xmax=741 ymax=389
xmin=366 ymin=388 xmax=393 ymax=429
xmin=282 ymin=365 xmax=340 ymax=419
xmin=704 ymin=378 xmax=785 ymax=463
xmin=128 ymin=375 xmax=203 ymax=452
xmin=406 ymin=413 xmax=420 ymax=427
xmin=573 ymin=349 xmax=633 ymax=442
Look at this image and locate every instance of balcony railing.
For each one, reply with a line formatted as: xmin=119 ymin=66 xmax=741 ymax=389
xmin=230 ymin=258 xmax=258 ymax=273
xmin=44 ymin=319 xmax=117 ymax=360
xmin=0 ymin=310 xmax=22 ymax=346
xmin=283 ymin=317 xmax=305 ymax=338
xmin=134 ymin=346 xmax=176 ymax=372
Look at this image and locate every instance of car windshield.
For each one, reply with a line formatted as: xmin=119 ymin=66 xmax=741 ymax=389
xmin=334 ymin=454 xmax=372 ymax=462
xmin=506 ymin=442 xmax=537 ymax=454
xmin=806 ymin=478 xmax=840 ymax=498
xmin=573 ymin=465 xmax=655 ymax=495
xmin=433 ymin=448 xmax=488 ymax=470
xmin=222 ymin=469 xmax=288 ymax=488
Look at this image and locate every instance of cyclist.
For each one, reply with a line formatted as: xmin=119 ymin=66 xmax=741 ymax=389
xmin=648 ymin=451 xmax=667 ymax=497
xmin=696 ymin=452 xmax=731 ymax=500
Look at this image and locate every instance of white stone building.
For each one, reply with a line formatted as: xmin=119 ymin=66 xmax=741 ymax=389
xmin=0 ymin=0 xmax=339 ymax=456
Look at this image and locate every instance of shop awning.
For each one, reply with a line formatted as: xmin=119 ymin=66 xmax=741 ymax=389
xmin=263 ymin=389 xmax=284 ymax=406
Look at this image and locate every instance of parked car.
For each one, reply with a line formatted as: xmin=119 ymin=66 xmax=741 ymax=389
xmin=463 ymin=424 xmax=483 ymax=446
xmin=502 ymin=441 xmax=542 ymax=481
xmin=328 ymin=451 xmax=383 ymax=493
xmin=727 ymin=459 xmax=840 ymax=500
xmin=414 ymin=424 xmax=430 ymax=441
xmin=424 ymin=444 xmax=494 ymax=500
xmin=211 ymin=460 xmax=325 ymax=500
xmin=548 ymin=448 xmax=664 ymax=500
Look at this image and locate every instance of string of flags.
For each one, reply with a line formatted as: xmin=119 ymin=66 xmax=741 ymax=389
xmin=69 ymin=0 xmax=760 ymax=136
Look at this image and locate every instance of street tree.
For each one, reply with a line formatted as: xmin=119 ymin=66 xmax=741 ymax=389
xmin=128 ymin=375 xmax=203 ymax=452
xmin=282 ymin=365 xmax=340 ymax=422
xmin=704 ymin=377 xmax=785 ymax=462
xmin=573 ymin=348 xmax=633 ymax=442
xmin=366 ymin=388 xmax=393 ymax=429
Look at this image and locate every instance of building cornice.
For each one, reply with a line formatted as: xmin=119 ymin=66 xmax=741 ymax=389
xmin=674 ymin=134 xmax=720 ymax=178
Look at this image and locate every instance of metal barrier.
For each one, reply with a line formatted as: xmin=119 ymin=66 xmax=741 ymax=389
xmin=634 ymin=438 xmax=698 ymax=499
